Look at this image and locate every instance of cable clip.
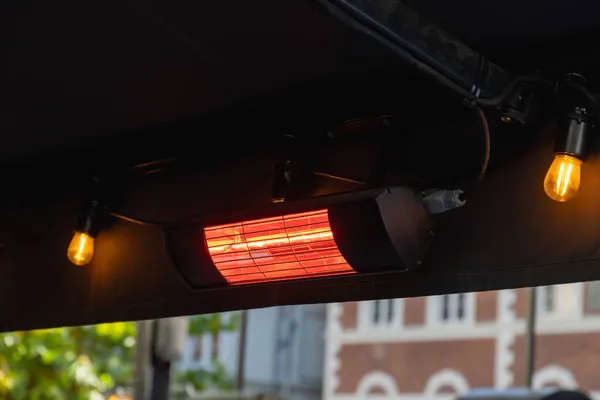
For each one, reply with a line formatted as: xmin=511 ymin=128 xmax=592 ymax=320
xmin=463 ymin=84 xmax=482 ymax=108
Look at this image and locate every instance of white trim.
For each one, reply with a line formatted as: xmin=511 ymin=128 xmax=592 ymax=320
xmin=356 ymin=371 xmax=400 ymax=396
xmin=339 ymin=322 xmax=498 ymax=344
xmin=533 ymin=365 xmax=578 ymax=389
xmin=323 ymin=303 xmax=344 ymax=399
xmin=495 ymin=290 xmax=517 ymax=389
xmin=426 ymin=293 xmax=476 ymax=326
xmin=330 ymin=394 xmax=454 ymax=400
xmin=358 ymin=299 xmax=404 ymax=331
xmin=327 ymin=392 xmax=600 ymax=400
xmin=336 ymin=311 xmax=600 ymax=345
xmin=522 ymin=315 xmax=600 ymax=335
xmin=424 ymin=369 xmax=469 ymax=396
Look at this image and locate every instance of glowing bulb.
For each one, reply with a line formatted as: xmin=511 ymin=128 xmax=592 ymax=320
xmin=67 ymin=231 xmax=95 ymax=266
xmin=543 ymin=154 xmax=582 ymax=202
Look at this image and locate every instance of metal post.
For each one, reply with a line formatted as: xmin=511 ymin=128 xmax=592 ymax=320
xmin=150 ymin=321 xmax=171 ymax=400
xmin=236 ymin=310 xmax=248 ymax=395
xmin=524 ymin=287 xmax=537 ymax=389
xmin=150 ymin=359 xmax=171 ymax=400
xmin=133 ymin=321 xmax=153 ymax=400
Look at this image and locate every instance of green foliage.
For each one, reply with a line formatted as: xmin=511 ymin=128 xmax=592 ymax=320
xmin=188 ymin=313 xmax=240 ymax=336
xmin=0 ymin=322 xmax=136 ymax=400
xmin=175 ymin=361 xmax=234 ymax=392
xmin=178 ymin=313 xmax=240 ymax=393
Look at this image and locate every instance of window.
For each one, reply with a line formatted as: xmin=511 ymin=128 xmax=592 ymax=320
xmin=372 ymin=300 xmax=394 ymax=326
xmin=440 ymin=294 xmax=466 ymax=323
xmin=586 ymin=281 xmax=600 ymax=312
xmin=537 ymin=284 xmax=582 ymax=319
xmin=541 ymin=286 xmax=555 ymax=313
xmin=358 ymin=299 xmax=402 ymax=329
xmin=427 ymin=293 xmax=474 ymax=325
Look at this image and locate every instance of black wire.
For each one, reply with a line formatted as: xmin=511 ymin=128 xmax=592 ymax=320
xmin=316 ymin=0 xmax=552 ymax=107
xmin=107 ymin=173 xmax=273 ymax=229
xmin=312 ymin=171 xmax=366 ymax=185
xmin=108 ymin=212 xmax=170 ymax=227
xmin=560 ymin=83 xmax=600 ymax=115
xmin=475 ymin=107 xmax=491 ymax=181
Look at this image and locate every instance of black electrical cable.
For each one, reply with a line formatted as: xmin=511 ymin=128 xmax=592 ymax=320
xmin=317 ymin=0 xmax=552 ymax=107
xmin=475 ymin=107 xmax=490 ymax=181
xmin=312 ymin=171 xmax=366 ymax=185
xmin=561 ymin=83 xmax=600 ymax=114
xmin=108 ymin=173 xmax=274 ymax=229
xmin=459 ymin=107 xmax=490 ymax=200
xmin=108 ymin=212 xmax=170 ymax=227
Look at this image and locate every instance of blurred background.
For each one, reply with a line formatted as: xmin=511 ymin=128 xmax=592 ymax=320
xmin=2 ymin=281 xmax=600 ymax=399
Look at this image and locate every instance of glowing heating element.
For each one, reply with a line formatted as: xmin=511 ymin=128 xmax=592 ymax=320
xmin=204 ymin=209 xmax=355 ymax=284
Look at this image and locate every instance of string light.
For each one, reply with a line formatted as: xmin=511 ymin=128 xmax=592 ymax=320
xmin=67 ymin=231 xmax=95 ymax=266
xmin=544 ymin=74 xmax=597 ymax=203
xmin=544 ymin=107 xmax=591 ymax=202
xmin=67 ymin=199 xmax=104 ymax=266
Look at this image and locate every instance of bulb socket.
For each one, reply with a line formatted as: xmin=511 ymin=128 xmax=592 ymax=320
xmin=501 ymin=82 xmax=539 ymax=125
xmin=74 ymin=199 xmax=105 ymax=238
xmin=554 ymin=108 xmax=591 ymax=160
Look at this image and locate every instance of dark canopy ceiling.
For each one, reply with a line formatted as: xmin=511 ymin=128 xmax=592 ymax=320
xmin=4 ymin=0 xmax=600 ymax=330
xmin=5 ymin=0 xmax=600 ymax=164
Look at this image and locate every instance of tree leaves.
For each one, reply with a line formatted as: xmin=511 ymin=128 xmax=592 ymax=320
xmin=0 ymin=323 xmax=136 ymax=399
xmin=178 ymin=313 xmax=240 ymax=394
xmin=188 ymin=313 xmax=239 ymax=336
xmin=175 ymin=360 xmax=234 ymax=392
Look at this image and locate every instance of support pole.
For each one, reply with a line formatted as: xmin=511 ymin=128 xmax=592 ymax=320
xmin=236 ymin=311 xmax=248 ymax=395
xmin=524 ymin=287 xmax=537 ymax=389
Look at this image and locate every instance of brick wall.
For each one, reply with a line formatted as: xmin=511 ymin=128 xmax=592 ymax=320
xmin=332 ymin=287 xmax=600 ymax=397
xmin=340 ymin=302 xmax=357 ymax=330
xmin=339 ymin=292 xmax=499 ymax=330
xmin=512 ymin=332 xmax=600 ymax=390
xmin=515 ymin=288 xmax=528 ymax=319
xmin=405 ymin=297 xmax=426 ymax=326
xmin=476 ymin=291 xmax=497 ymax=322
xmin=336 ymin=339 xmax=495 ymax=394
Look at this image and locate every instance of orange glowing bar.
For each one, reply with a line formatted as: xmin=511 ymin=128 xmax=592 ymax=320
xmin=204 ymin=209 xmax=355 ymax=284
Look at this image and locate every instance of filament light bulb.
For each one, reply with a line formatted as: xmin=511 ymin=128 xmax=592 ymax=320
xmin=67 ymin=231 xmax=95 ymax=266
xmin=543 ymin=154 xmax=582 ymax=202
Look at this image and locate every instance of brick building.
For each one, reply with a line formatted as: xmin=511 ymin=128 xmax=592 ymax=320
xmin=324 ymin=282 xmax=600 ymax=400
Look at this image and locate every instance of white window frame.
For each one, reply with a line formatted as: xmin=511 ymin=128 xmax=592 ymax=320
xmin=536 ymin=283 xmax=583 ymax=321
xmin=426 ymin=293 xmax=475 ymax=326
xmin=357 ymin=299 xmax=403 ymax=330
xmin=586 ymin=281 xmax=600 ymax=312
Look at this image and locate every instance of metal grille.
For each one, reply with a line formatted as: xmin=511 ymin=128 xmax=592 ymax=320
xmin=204 ymin=209 xmax=355 ymax=284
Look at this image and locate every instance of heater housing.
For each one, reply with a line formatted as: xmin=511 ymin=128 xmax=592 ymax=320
xmin=164 ymin=187 xmax=433 ymax=290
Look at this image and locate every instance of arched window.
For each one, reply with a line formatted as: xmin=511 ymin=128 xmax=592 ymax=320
xmin=533 ymin=365 xmax=578 ymax=390
xmin=356 ymin=371 xmax=400 ymax=397
xmin=424 ymin=369 xmax=470 ymax=396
